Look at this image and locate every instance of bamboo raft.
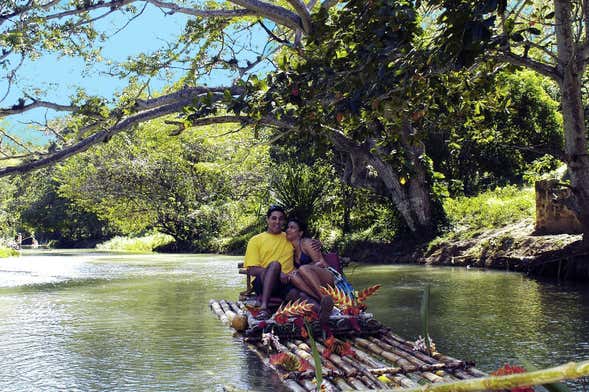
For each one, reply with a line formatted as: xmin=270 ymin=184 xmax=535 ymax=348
xmin=209 ymin=299 xmax=488 ymax=391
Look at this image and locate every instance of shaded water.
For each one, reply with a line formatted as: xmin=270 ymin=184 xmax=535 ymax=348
xmin=0 ymin=250 xmax=587 ymax=391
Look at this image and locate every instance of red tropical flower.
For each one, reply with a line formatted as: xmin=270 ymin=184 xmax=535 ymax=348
xmin=274 ymin=312 xmax=289 ymax=325
xmin=270 ymin=352 xmax=312 ymax=372
xmin=323 ymin=335 xmax=356 ymax=358
xmin=491 ymin=364 xmax=534 ymax=392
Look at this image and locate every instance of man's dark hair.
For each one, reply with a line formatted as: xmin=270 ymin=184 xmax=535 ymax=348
xmin=266 ymin=205 xmax=286 ymax=218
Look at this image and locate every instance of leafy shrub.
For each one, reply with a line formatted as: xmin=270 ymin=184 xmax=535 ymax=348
xmin=444 ymin=185 xmax=535 ymax=230
xmin=96 ymin=233 xmax=174 ymax=252
xmin=0 ymin=247 xmax=19 ymax=258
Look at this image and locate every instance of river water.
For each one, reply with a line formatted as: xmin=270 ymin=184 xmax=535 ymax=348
xmin=0 ymin=250 xmax=587 ymax=391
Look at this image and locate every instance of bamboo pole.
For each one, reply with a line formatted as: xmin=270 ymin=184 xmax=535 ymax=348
xmin=331 ymin=377 xmax=355 ymax=391
xmin=390 ymin=374 xmax=420 ymax=388
xmin=397 ymin=360 xmax=589 ymax=392
xmin=315 ymin=341 xmax=358 ymax=377
xmin=368 ymin=336 xmax=428 ymax=368
xmin=349 ymin=343 xmax=390 ymax=369
xmin=209 ymin=299 xmax=229 ymax=324
xmin=380 ymin=333 xmax=440 ymax=365
xmin=465 ymin=367 xmax=488 ymax=378
xmin=353 ymin=337 xmax=417 ymax=372
xmin=227 ymin=301 xmax=242 ymax=314
xmin=452 ymin=369 xmax=476 ymax=380
xmin=219 ymin=300 xmax=239 ymax=326
xmin=340 ymin=353 xmax=391 ymax=389
xmin=283 ymin=380 xmax=308 ymax=392
xmin=420 ymin=371 xmax=445 ymax=383
xmin=288 ymin=341 xmax=359 ymax=390
xmin=321 ymin=337 xmax=390 ymax=390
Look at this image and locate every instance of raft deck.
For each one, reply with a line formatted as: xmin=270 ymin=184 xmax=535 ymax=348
xmin=210 ymin=299 xmax=488 ymax=391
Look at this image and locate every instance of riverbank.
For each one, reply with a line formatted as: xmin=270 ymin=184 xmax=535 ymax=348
xmin=344 ymin=218 xmax=588 ymax=281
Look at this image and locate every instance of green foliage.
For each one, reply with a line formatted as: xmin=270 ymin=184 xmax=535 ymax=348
xmin=0 ymin=247 xmax=19 ymax=258
xmin=270 ymin=162 xmax=331 ymax=232
xmin=523 ymin=155 xmax=564 ymax=185
xmin=425 ymin=69 xmax=563 ymax=195
xmin=421 ymin=285 xmax=432 ymax=354
xmin=56 ymin=119 xmax=269 ymax=252
xmin=96 ymin=233 xmax=174 ymax=253
xmin=444 ymin=185 xmax=535 ymax=230
xmin=0 ymin=176 xmax=19 ymax=238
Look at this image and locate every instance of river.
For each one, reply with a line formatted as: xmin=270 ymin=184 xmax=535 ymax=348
xmin=0 ymin=250 xmax=587 ymax=391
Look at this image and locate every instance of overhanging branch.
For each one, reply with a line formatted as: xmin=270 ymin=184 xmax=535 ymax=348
xmin=228 ymin=0 xmax=303 ymax=32
xmin=0 ymin=99 xmax=77 ymax=117
xmin=495 ymin=51 xmax=561 ymax=82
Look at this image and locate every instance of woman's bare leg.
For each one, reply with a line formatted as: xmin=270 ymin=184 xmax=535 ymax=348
xmin=290 ymin=272 xmax=316 ymax=299
xmin=298 ymin=265 xmax=334 ymax=300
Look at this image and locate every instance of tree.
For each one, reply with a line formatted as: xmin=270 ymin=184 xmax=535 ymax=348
xmin=0 ymin=0 xmax=445 ymax=239
xmin=56 ymin=119 xmax=269 ymax=251
xmin=429 ymin=0 xmax=589 ymax=243
xmin=425 ymin=69 xmax=563 ymax=195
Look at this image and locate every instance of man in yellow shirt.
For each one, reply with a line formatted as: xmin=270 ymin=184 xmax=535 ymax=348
xmin=244 ymin=205 xmax=333 ymax=322
xmin=244 ymin=205 xmax=298 ymax=319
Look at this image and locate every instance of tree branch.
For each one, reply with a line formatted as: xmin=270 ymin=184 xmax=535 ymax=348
xmin=143 ymin=0 xmax=253 ymax=18
xmin=285 ymin=0 xmax=312 ymax=33
xmin=133 ymin=85 xmax=245 ymax=111
xmin=0 ymin=98 xmax=192 ymax=176
xmin=0 ymin=99 xmax=77 ymax=117
xmin=228 ymin=0 xmax=303 ymax=32
xmin=496 ymin=51 xmax=561 ymax=82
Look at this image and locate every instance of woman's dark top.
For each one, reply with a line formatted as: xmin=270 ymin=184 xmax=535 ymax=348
xmin=299 ymin=251 xmax=313 ymax=266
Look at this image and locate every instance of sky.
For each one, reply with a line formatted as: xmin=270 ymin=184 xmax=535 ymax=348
xmin=1 ymin=4 xmax=269 ymax=145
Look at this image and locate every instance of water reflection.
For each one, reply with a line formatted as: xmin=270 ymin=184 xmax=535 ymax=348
xmin=0 ymin=252 xmax=588 ymax=390
xmin=350 ymin=265 xmax=589 ymax=388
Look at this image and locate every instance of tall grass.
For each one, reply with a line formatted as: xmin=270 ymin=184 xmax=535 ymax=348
xmin=0 ymin=247 xmax=19 ymax=258
xmin=444 ymin=185 xmax=535 ymax=231
xmin=96 ymin=233 xmax=174 ymax=252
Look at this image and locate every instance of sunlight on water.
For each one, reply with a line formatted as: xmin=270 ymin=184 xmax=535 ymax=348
xmin=0 ymin=251 xmax=588 ymax=391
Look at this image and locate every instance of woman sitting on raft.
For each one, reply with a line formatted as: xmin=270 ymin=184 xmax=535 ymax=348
xmin=285 ymin=218 xmax=335 ymax=307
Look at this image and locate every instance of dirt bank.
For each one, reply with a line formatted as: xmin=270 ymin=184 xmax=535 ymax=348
xmin=344 ymin=219 xmax=589 ymax=281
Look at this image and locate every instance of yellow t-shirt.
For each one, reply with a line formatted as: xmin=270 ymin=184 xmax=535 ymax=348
xmin=244 ymin=232 xmax=294 ymax=274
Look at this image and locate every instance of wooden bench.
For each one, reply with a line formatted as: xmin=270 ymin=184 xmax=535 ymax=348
xmin=237 ymin=253 xmax=346 ymax=303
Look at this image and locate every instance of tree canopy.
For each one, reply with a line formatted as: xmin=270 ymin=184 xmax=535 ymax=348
xmin=0 ymin=0 xmax=586 ymax=243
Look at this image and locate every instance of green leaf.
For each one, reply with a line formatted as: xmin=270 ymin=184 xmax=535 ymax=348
xmin=421 ymin=284 xmax=431 ymax=354
xmin=305 ymin=321 xmax=323 ymax=389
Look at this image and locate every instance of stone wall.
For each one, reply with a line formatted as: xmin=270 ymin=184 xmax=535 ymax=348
xmin=535 ymin=179 xmax=583 ymax=234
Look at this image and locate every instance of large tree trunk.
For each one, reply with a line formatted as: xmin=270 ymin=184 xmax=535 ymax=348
xmin=325 ymin=125 xmax=438 ymax=240
xmin=555 ymin=0 xmax=589 ymax=247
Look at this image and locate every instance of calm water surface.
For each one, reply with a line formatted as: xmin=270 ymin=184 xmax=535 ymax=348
xmin=0 ymin=250 xmax=588 ymax=391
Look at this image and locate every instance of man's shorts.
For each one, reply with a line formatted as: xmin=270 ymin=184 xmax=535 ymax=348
xmin=253 ymin=277 xmax=295 ymax=299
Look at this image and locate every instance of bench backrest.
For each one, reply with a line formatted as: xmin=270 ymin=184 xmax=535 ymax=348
xmin=323 ymin=252 xmax=342 ymax=273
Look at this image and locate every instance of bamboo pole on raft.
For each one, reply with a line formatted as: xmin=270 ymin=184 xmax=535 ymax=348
xmin=398 ymin=360 xmax=589 ymax=392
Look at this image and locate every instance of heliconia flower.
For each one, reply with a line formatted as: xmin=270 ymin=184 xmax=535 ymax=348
xmin=320 ymin=285 xmax=355 ymax=308
xmin=270 ymin=352 xmax=312 ymax=372
xmin=300 ymin=326 xmax=308 ymax=339
xmin=293 ymin=317 xmax=305 ymax=328
xmin=247 ymin=306 xmax=261 ymax=317
xmin=349 ymin=317 xmax=361 ymax=332
xmin=357 ymin=284 xmax=381 ymax=303
xmin=274 ymin=312 xmax=289 ymax=325
xmin=323 ymin=334 xmax=356 ymax=358
xmin=491 ymin=364 xmax=533 ymax=392
xmin=273 ymin=299 xmax=317 ymax=324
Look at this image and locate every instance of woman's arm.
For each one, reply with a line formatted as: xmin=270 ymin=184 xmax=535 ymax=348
xmin=301 ymin=238 xmax=328 ymax=267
